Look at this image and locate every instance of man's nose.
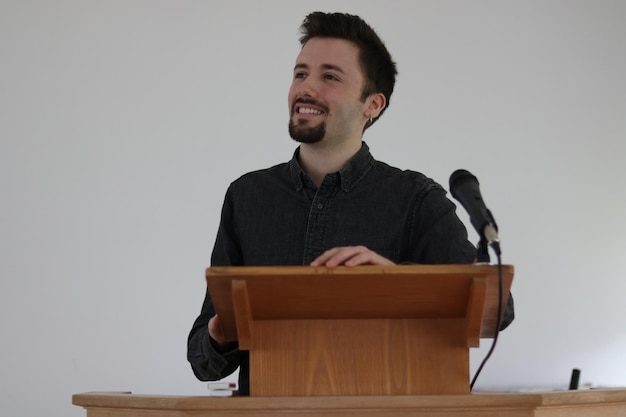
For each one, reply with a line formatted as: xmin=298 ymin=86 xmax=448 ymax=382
xmin=296 ymin=77 xmax=318 ymax=98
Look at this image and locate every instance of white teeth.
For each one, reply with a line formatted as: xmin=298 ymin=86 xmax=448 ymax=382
xmin=298 ymin=107 xmax=322 ymax=114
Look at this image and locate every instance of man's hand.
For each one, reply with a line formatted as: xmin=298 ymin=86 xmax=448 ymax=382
xmin=208 ymin=314 xmax=228 ymax=345
xmin=310 ymin=245 xmax=395 ymax=267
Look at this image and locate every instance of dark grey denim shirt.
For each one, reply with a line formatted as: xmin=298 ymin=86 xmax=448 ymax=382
xmin=187 ymin=142 xmax=512 ymax=396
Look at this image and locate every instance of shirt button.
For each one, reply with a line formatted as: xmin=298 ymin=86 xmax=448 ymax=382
xmin=317 ymin=203 xmax=323 ymax=209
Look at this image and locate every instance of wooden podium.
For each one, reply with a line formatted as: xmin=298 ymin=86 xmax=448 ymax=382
xmin=73 ymin=264 xmax=626 ymax=417
xmin=206 ymin=264 xmax=513 ymax=397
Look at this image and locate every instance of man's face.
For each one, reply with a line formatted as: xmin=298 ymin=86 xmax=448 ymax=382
xmin=288 ymin=37 xmax=369 ymax=145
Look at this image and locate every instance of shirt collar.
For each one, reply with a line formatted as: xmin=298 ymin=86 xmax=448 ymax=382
xmin=289 ymin=142 xmax=375 ymax=192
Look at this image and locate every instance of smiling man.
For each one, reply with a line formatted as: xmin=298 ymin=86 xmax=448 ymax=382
xmin=187 ymin=11 xmax=513 ymax=396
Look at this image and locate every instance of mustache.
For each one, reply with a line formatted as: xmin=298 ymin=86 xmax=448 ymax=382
xmin=291 ymin=98 xmax=329 ymax=114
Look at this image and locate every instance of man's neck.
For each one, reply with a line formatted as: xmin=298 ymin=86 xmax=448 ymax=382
xmin=298 ymin=139 xmax=363 ymax=187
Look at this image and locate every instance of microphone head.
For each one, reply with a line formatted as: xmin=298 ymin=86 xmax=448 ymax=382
xmin=449 ymin=169 xmax=478 ymax=198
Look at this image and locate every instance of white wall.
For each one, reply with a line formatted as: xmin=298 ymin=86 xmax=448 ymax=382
xmin=1 ymin=1 xmax=625 ymax=416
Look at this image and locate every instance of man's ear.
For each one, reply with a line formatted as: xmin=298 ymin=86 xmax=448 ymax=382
xmin=366 ymin=92 xmax=387 ymax=119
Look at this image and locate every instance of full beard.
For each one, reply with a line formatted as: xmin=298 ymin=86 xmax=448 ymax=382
xmin=288 ymin=119 xmax=326 ymax=144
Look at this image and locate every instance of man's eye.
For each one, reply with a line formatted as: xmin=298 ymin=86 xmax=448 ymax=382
xmin=294 ymin=72 xmax=307 ymax=79
xmin=324 ymin=74 xmax=339 ymax=81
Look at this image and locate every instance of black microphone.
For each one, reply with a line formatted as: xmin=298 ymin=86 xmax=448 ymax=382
xmin=449 ymin=169 xmax=500 ymax=254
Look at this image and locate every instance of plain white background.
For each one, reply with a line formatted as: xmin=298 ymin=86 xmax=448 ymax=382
xmin=1 ymin=1 xmax=625 ymax=416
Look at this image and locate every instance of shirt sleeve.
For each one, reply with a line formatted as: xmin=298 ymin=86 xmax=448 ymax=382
xmin=186 ymin=289 xmax=241 ymax=381
xmin=407 ymin=183 xmax=477 ymax=264
xmin=210 ymin=186 xmax=243 ymax=266
xmin=187 ymin=185 xmax=244 ymax=383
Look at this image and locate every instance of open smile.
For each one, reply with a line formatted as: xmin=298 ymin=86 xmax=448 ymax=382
xmin=292 ymin=99 xmax=327 ymax=118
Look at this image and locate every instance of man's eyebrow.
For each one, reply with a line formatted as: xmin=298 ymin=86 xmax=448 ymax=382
xmin=293 ymin=63 xmax=345 ymax=73
xmin=294 ymin=63 xmax=309 ymax=71
xmin=321 ymin=63 xmax=345 ymax=73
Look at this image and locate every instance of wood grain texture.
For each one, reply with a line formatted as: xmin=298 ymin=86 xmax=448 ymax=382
xmin=73 ymin=390 xmax=626 ymax=417
xmin=206 ymin=264 xmax=514 ymax=340
xmin=465 ymin=277 xmax=487 ymax=347
xmin=250 ymin=318 xmax=468 ymax=396
xmin=231 ymin=280 xmax=252 ymax=350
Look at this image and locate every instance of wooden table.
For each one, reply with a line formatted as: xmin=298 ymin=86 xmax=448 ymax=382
xmin=73 ymin=389 xmax=626 ymax=417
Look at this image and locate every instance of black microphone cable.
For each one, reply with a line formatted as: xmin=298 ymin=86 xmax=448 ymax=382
xmin=470 ymin=249 xmax=504 ymax=391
